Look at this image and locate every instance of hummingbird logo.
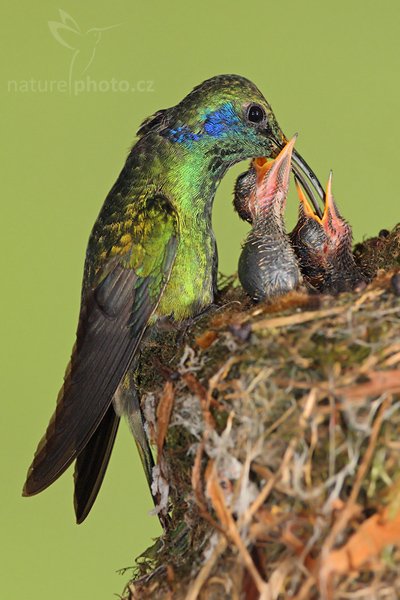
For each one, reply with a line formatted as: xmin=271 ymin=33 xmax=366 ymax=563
xmin=48 ymin=10 xmax=119 ymax=92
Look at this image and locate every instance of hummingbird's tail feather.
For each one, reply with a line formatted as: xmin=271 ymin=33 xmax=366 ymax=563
xmin=113 ymin=374 xmax=155 ymax=494
xmin=132 ymin=416 xmax=155 ymax=494
xmin=73 ymin=404 xmax=120 ymax=523
xmin=114 ymin=376 xmax=173 ymax=529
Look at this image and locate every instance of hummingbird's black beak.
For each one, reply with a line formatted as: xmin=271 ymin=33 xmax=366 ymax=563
xmin=291 ymin=148 xmax=324 ymax=219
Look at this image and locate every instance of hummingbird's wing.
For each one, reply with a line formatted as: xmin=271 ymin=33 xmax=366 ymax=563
xmin=23 ymin=195 xmax=179 ymax=498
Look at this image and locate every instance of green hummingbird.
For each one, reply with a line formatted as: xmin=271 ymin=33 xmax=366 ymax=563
xmin=23 ymin=74 xmax=324 ymax=523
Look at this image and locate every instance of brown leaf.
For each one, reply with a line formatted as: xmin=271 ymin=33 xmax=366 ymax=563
xmin=205 ymin=460 xmax=231 ymax=530
xmin=320 ymin=506 xmax=400 ymax=580
xmin=191 ymin=441 xmax=206 ymax=510
xmin=195 ymin=330 xmax=218 ymax=349
xmin=156 ymin=381 xmax=175 ymax=458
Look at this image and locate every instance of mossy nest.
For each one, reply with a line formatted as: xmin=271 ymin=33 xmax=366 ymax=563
xmin=125 ymin=225 xmax=400 ymax=600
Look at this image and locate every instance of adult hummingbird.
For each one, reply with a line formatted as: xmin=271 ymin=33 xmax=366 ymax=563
xmin=290 ymin=174 xmax=367 ymax=293
xmin=236 ymin=136 xmax=302 ymax=302
xmin=23 ymin=75 xmax=324 ymax=523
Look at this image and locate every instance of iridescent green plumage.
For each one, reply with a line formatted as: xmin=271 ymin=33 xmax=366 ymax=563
xmin=23 ymin=75 xmax=323 ymax=523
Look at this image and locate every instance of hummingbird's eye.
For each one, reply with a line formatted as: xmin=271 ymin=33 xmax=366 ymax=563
xmin=247 ymin=104 xmax=266 ymax=124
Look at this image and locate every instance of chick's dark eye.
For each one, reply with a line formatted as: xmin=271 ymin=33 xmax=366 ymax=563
xmin=247 ymin=104 xmax=265 ymax=124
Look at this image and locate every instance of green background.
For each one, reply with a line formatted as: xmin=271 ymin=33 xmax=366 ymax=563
xmin=1 ymin=1 xmax=399 ymax=598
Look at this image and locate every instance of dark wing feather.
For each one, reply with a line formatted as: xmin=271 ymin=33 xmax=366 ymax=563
xmin=74 ymin=404 xmax=120 ymax=523
xmin=23 ymin=200 xmax=178 ymax=497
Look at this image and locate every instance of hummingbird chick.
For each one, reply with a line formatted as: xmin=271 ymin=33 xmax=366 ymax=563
xmin=237 ymin=136 xmax=302 ymax=302
xmin=290 ymin=174 xmax=368 ymax=294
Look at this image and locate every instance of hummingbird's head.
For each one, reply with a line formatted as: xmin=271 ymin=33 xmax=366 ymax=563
xmin=163 ymin=75 xmax=285 ymax=165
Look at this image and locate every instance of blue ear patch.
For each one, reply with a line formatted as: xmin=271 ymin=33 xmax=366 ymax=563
xmin=167 ymin=126 xmax=201 ymax=145
xmin=203 ymin=102 xmax=240 ymax=137
xmin=165 ymin=102 xmax=240 ymax=146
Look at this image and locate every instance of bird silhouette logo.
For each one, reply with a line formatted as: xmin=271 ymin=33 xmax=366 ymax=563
xmin=48 ymin=10 xmax=119 ymax=91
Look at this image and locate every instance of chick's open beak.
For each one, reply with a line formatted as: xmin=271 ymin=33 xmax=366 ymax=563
xmin=321 ymin=171 xmax=347 ymax=237
xmin=252 ymin=135 xmax=297 ymax=215
xmin=295 ymin=171 xmax=346 ymax=237
xmin=294 ymin=177 xmax=320 ymax=221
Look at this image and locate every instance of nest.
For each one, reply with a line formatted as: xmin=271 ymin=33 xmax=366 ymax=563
xmin=124 ymin=225 xmax=400 ymax=600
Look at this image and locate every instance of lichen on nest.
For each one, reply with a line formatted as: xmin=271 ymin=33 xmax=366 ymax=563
xmin=125 ymin=225 xmax=400 ymax=600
